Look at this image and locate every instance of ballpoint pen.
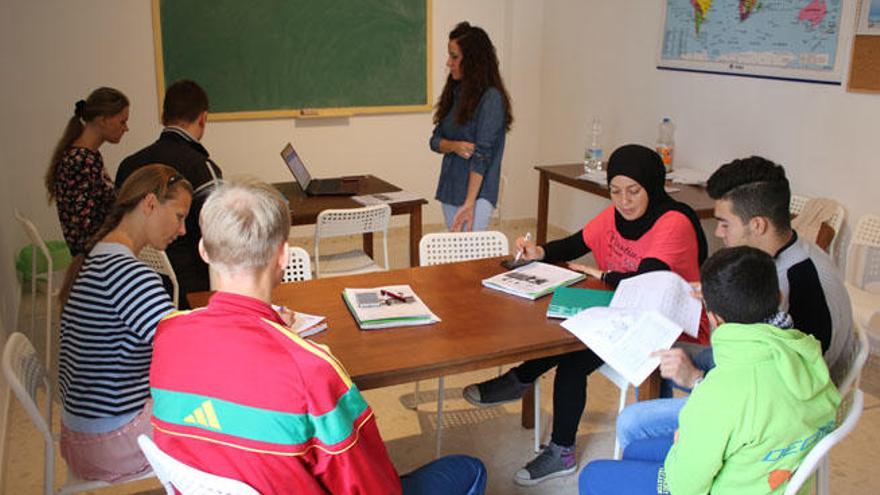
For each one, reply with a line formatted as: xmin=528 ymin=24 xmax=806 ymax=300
xmin=514 ymin=232 xmax=531 ymax=263
xmin=380 ymin=289 xmax=408 ymax=303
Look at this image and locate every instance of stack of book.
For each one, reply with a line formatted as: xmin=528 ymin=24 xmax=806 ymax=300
xmin=342 ymin=284 xmax=440 ymax=330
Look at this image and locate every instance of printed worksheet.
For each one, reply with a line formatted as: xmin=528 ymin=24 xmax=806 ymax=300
xmin=609 ymin=271 xmax=702 ymax=337
xmin=561 ymin=307 xmax=683 ymax=386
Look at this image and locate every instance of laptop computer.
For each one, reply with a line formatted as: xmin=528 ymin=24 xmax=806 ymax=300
xmin=280 ymin=143 xmax=359 ymax=196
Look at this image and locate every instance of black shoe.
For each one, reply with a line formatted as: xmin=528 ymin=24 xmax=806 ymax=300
xmin=462 ymin=370 xmax=529 ymax=407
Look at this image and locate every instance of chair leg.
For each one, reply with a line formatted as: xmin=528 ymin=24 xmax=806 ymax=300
xmin=817 ymin=456 xmax=830 ymax=494
xmin=613 ymin=386 xmax=628 ymax=460
xmin=410 ymin=381 xmax=420 ymax=410
xmin=534 ymin=380 xmax=542 ymax=453
xmin=435 ymin=376 xmax=445 ymax=459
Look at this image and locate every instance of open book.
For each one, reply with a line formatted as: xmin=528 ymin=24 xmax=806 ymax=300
xmin=560 ymin=271 xmax=702 ymax=386
xmin=272 ymin=306 xmax=328 ymax=338
xmin=482 ymin=262 xmax=586 ymax=300
xmin=342 ymin=284 xmax=440 ymax=330
xmin=290 ymin=312 xmax=328 ymax=338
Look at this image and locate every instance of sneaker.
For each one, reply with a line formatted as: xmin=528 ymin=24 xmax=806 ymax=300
xmin=462 ymin=370 xmax=530 ymax=407
xmin=513 ymin=442 xmax=577 ymax=486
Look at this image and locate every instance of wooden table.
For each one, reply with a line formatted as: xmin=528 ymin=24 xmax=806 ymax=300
xmin=273 ymin=176 xmax=428 ymax=266
xmin=189 ymin=257 xmax=661 ymax=430
xmin=534 ymin=163 xmax=715 ymax=244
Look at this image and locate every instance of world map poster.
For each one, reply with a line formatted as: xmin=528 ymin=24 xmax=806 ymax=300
xmin=658 ymin=0 xmax=853 ymax=83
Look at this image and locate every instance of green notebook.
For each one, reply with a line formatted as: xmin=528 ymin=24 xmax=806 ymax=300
xmin=546 ymin=286 xmax=614 ymax=319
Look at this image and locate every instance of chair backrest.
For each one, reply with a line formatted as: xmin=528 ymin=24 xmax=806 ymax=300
xmin=783 ymin=389 xmax=864 ymax=495
xmin=834 ymin=320 xmax=871 ymax=396
xmin=419 ymin=231 xmax=509 ymax=267
xmin=314 ymin=204 xmax=391 ymax=275
xmin=282 ymin=245 xmax=313 ymax=282
xmin=137 ymin=435 xmax=260 ymax=495
xmin=845 ymin=214 xmax=880 ymax=292
xmin=13 ymin=208 xmax=56 ymax=374
xmin=138 ymin=247 xmax=180 ymax=308
xmin=2 ymin=332 xmax=56 ymax=495
xmin=790 ymin=195 xmax=846 ymax=256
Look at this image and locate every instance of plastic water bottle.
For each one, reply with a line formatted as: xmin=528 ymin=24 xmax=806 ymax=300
xmin=656 ymin=117 xmax=675 ymax=172
xmin=584 ymin=118 xmax=604 ymax=171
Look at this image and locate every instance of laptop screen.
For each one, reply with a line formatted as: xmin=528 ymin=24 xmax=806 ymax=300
xmin=281 ymin=143 xmax=311 ymax=189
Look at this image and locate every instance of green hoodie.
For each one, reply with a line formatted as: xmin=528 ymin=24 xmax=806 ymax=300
xmin=664 ymin=322 xmax=840 ymax=495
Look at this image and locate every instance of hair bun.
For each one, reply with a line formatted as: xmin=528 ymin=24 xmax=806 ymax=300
xmin=74 ymin=99 xmax=86 ymax=118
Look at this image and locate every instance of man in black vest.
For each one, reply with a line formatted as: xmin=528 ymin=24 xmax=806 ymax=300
xmin=116 ymin=80 xmax=222 ymax=309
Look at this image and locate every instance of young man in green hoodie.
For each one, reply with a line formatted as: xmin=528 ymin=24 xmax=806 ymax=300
xmin=579 ymin=246 xmax=840 ymax=494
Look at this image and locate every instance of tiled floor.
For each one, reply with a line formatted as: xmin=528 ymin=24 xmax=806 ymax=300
xmin=3 ymin=218 xmax=878 ymax=494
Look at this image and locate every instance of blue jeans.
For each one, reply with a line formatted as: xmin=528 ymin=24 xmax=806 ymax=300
xmin=579 ymin=437 xmax=674 ymax=495
xmin=615 ymin=398 xmax=686 ymax=452
xmin=441 ymin=199 xmax=494 ymax=232
xmin=400 ymin=455 xmax=487 ymax=495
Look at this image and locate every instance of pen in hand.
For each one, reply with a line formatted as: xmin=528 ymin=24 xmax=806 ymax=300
xmin=514 ymin=232 xmax=532 ymax=263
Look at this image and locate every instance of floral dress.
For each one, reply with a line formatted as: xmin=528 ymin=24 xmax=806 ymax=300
xmin=52 ymin=147 xmax=117 ymax=256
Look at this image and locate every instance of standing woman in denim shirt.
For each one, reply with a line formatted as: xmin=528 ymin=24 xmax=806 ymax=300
xmin=430 ymin=22 xmax=512 ymax=232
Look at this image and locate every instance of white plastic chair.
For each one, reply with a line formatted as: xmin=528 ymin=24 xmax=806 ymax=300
xmin=314 ymin=204 xmax=391 ymax=278
xmin=532 ymin=363 xmax=629 ymax=456
xmin=418 ymin=231 xmax=509 ymax=457
xmin=783 ymin=389 xmax=864 ymax=495
xmin=14 ymin=209 xmax=60 ymax=376
xmin=137 ymin=435 xmax=259 ymax=495
xmin=282 ymin=245 xmax=313 ymax=282
xmin=844 ymin=214 xmax=880 ymax=341
xmin=138 ymin=246 xmax=180 ymax=308
xmin=789 ymin=194 xmax=846 ymax=257
xmin=2 ymin=332 xmax=154 ymax=495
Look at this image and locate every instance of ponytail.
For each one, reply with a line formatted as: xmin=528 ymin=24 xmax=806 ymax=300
xmin=59 ymin=164 xmax=192 ymax=306
xmin=46 ymin=87 xmax=129 ymax=202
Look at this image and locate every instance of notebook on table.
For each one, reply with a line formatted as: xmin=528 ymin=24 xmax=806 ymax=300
xmin=280 ymin=142 xmax=359 ymax=196
xmin=482 ymin=262 xmax=585 ymax=300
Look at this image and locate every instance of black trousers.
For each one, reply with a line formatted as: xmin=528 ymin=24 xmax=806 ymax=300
xmin=511 ymin=349 xmax=605 ymax=447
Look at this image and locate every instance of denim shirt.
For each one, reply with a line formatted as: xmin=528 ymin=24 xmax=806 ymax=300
xmin=429 ymin=85 xmax=507 ymax=207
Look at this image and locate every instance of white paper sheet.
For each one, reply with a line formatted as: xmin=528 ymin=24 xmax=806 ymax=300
xmin=562 ymin=307 xmax=683 ymax=386
xmin=610 ymin=271 xmax=702 ymax=337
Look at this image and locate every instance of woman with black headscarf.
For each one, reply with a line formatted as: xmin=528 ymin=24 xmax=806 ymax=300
xmin=463 ymin=144 xmax=708 ymax=486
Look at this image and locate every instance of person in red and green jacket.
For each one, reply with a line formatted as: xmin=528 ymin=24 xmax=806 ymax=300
xmin=150 ymin=179 xmax=486 ymax=495
xmin=579 ymin=246 xmax=840 ymax=495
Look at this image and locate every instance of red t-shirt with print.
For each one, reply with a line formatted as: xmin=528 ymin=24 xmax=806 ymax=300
xmin=583 ymin=206 xmax=708 ymax=344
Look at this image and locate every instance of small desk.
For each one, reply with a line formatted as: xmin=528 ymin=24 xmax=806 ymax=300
xmin=534 ymin=164 xmax=715 ymax=244
xmin=189 ymin=258 xmax=661 ymax=430
xmin=274 ymin=176 xmax=428 ymax=267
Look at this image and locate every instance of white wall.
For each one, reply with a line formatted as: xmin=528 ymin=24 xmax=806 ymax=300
xmin=2 ymin=0 xmax=877 ymax=298
xmin=0 ymin=0 xmax=544 ymax=242
xmin=539 ymin=1 xmax=879 ymax=260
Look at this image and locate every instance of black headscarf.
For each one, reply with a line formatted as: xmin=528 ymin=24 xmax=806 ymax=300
xmin=606 ymin=144 xmax=708 ymax=264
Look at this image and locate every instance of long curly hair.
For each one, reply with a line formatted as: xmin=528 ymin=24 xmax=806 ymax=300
xmin=433 ymin=22 xmax=512 ymax=131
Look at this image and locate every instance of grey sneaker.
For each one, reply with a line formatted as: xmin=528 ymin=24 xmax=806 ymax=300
xmin=513 ymin=442 xmax=577 ymax=486
xmin=462 ymin=370 xmax=530 ymax=407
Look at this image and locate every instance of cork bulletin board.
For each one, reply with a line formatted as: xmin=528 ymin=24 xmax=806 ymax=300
xmin=848 ymin=0 xmax=880 ymax=93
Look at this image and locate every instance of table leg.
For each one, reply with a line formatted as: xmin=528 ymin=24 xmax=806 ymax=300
xmin=410 ymin=204 xmax=423 ymax=267
xmin=363 ymin=232 xmax=374 ymax=259
xmin=536 ymin=170 xmax=549 ymax=245
xmin=639 ymin=369 xmax=662 ymax=401
xmin=521 ymin=385 xmax=535 ymax=429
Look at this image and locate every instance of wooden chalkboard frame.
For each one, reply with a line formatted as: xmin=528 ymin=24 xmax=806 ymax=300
xmin=151 ymin=0 xmax=432 ymax=121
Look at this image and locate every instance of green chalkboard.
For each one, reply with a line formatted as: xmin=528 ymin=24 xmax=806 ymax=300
xmin=152 ymin=0 xmax=431 ymax=120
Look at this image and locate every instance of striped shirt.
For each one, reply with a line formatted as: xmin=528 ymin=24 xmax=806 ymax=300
xmin=59 ymin=242 xmax=173 ymax=427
